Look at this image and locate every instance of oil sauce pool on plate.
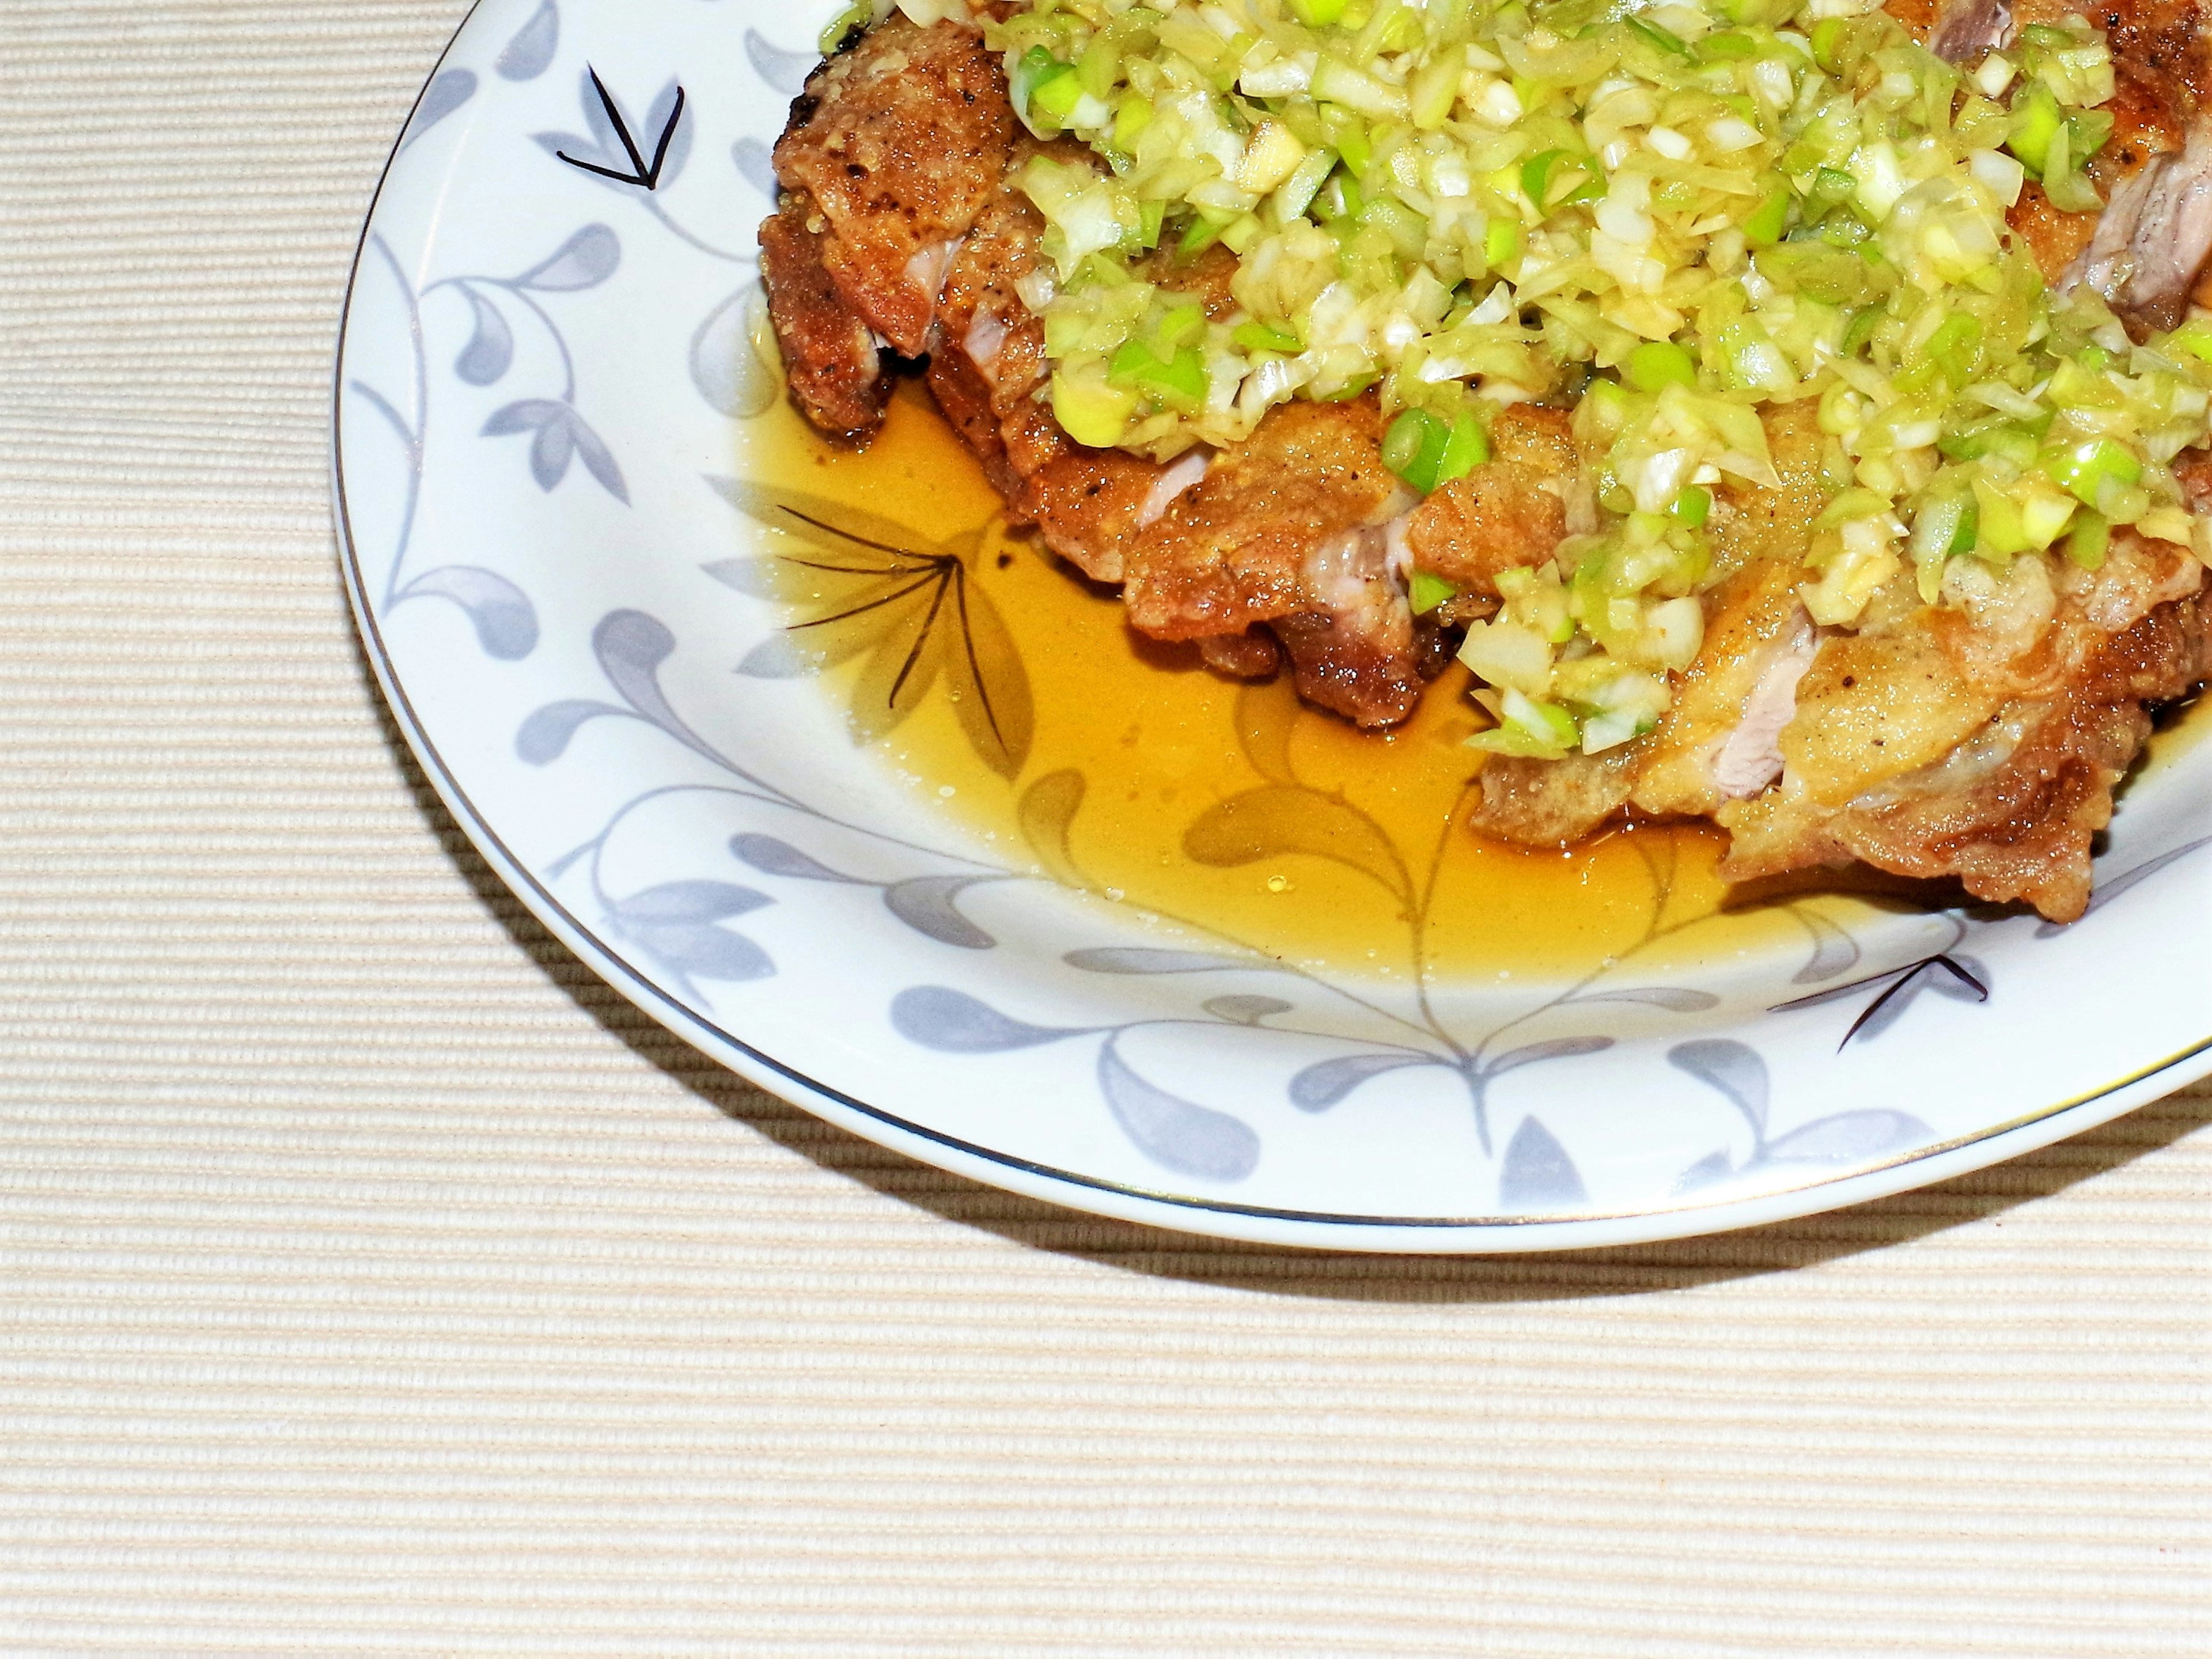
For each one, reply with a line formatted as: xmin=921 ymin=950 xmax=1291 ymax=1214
xmin=738 ymin=380 xmax=1959 ymax=986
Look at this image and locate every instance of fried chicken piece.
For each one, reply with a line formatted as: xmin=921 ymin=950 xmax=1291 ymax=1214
xmin=1402 ymin=406 xmax=1574 ymax=600
xmin=1467 ymin=747 xmax=1641 ymax=846
xmin=1716 ymin=535 xmax=2208 ymax=918
xmin=919 ymin=138 xmax=1427 ymax=724
xmin=770 ymin=17 xmax=1012 ymax=357
xmin=1631 ymin=558 xmax=1819 ymax=819
xmin=927 ymin=141 xmax=1169 ymax=582
xmin=1720 ymin=585 xmax=2212 ymax=919
xmin=1121 ymin=396 xmax=1425 ymax=725
xmin=1124 ymin=399 xmax=1399 ymax=635
xmin=2066 ymin=120 xmax=2212 ymax=335
xmin=757 ymin=192 xmax=890 ymax=441
xmin=1270 ymin=517 xmax=1425 ymax=725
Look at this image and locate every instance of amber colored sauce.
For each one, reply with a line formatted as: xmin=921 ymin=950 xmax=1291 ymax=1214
xmin=740 ymin=381 xmax=1941 ymax=983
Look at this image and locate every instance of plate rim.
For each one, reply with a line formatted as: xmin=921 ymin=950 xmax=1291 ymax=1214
xmin=329 ymin=0 xmax=2212 ymax=1252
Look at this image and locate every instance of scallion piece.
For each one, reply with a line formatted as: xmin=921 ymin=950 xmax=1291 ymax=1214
xmin=1382 ymin=408 xmax=1451 ymax=494
xmin=2040 ymin=438 xmax=2142 ymax=506
xmin=1626 ymin=342 xmax=1698 ymax=393
xmin=1409 ymin=571 xmax=1457 ymax=614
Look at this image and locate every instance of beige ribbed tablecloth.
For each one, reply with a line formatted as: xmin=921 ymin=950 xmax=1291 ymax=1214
xmin=3 ymin=1 xmax=2209 ymax=1650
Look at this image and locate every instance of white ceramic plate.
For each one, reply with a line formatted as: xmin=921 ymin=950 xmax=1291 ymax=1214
xmin=335 ymin=0 xmax=2212 ymax=1250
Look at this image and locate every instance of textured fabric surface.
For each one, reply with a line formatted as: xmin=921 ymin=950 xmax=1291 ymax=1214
xmin=1 ymin=1 xmax=2208 ymax=1651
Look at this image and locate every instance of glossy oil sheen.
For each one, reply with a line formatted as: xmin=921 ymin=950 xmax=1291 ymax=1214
xmin=744 ymin=382 xmax=1931 ymax=984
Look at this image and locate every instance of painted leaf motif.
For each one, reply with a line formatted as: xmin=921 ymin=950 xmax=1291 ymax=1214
xmin=884 ymin=876 xmax=996 ymax=949
xmin=403 ymin=70 xmax=476 ymax=149
xmin=710 ymin=482 xmax=1001 ymax=753
xmin=745 ymin=28 xmax=817 ymax=92
xmin=1499 ymin=1116 xmax=1589 ymax=1207
xmin=641 ymin=80 xmax=694 ymax=188
xmin=594 ymin=608 xmax=673 ymax=694
xmin=1183 ymin=786 xmax=1410 ymax=905
xmin=631 ymin=921 xmax=773 ymax=986
xmin=1202 ymin=995 xmax=1291 ymax=1026
xmin=482 ymin=402 xmax=622 ymax=501
xmin=1569 ymin=986 xmax=1721 ymax=1012
xmin=614 ymin=881 xmax=771 ymax=925
xmin=731 ymin=137 xmax=777 ymax=198
xmin=691 ymin=287 xmax=777 ymax=419
xmin=1838 ymin=956 xmax=1987 ymax=1046
xmin=496 ymin=0 xmax=559 ymax=80
xmin=1790 ymin=906 xmax=1863 ymax=984
xmin=1018 ymin=769 xmax=1089 ymax=891
xmin=728 ymin=834 xmax=857 ymax=884
xmin=1762 ymin=1109 xmax=1929 ymax=1165
xmin=566 ymin=410 xmax=628 ymax=503
xmin=945 ymin=571 xmax=1033 ymax=779
xmin=579 ymin=66 xmax=624 ymax=155
xmin=708 ymin=476 xmax=982 ymax=563
xmin=482 ymin=398 xmax=563 ymax=438
xmin=846 ymin=584 xmax=944 ymax=747
xmin=733 ymin=634 xmax=821 ymax=679
xmin=1482 ymin=1035 xmax=1612 ymax=1078
xmin=516 ymin=698 xmax=622 ymax=764
xmin=1097 ymin=1044 xmax=1259 ymax=1182
xmin=590 ymin=609 xmax=724 ymax=766
xmin=1234 ymin=676 xmax=1302 ymax=786
xmin=453 ymin=287 xmax=514 ymax=385
xmin=700 ymin=556 xmax=783 ymax=600
xmin=529 ymin=411 xmax=576 ymax=491
xmin=1666 ymin=1038 xmax=1768 ymax=1135
xmin=514 ymin=223 xmax=619 ymax=291
xmin=1287 ymin=1052 xmax=1430 ymax=1112
xmin=889 ymin=986 xmax=1078 ymax=1052
xmin=394 ymin=566 xmax=537 ymax=660
xmin=1063 ymin=947 xmax=1252 ymax=974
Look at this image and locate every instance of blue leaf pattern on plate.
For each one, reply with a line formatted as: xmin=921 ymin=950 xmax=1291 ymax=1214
xmin=1499 ymin=1118 xmax=1588 ymax=1208
xmin=744 ymin=29 xmax=816 ymax=92
xmin=497 ymin=0 xmax=559 ymax=81
xmin=615 ymin=881 xmax=772 ymax=924
xmin=481 ymin=400 xmax=629 ymax=501
xmin=690 ymin=287 xmax=777 ymax=418
xmin=891 ymin=987 xmax=1081 ymax=1052
xmin=393 ymin=566 xmax=539 ymax=660
xmin=453 ymin=287 xmax=516 ymax=385
xmin=516 ymin=698 xmax=621 ymax=765
xmin=728 ymin=834 xmax=862 ymax=884
xmin=1097 ymin=1043 xmax=1259 ymax=1183
xmin=884 ymin=877 xmax=997 ymax=950
xmin=402 ymin=70 xmax=476 ymax=150
xmin=516 ymin=224 xmax=620 ymax=291
xmin=1287 ymin=1053 xmax=1430 ymax=1112
xmin=1062 ymin=947 xmax=1257 ymax=975
xmin=1667 ymin=1039 xmax=1768 ymax=1137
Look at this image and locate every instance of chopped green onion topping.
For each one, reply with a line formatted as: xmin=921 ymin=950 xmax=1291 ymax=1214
xmin=1668 ymin=486 xmax=1711 ymax=529
xmin=2041 ymin=438 xmax=2142 ymax=507
xmin=1626 ymin=342 xmax=1698 ymax=394
xmin=979 ymin=0 xmax=2179 ymax=748
xmin=1409 ymin=571 xmax=1458 ymax=615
